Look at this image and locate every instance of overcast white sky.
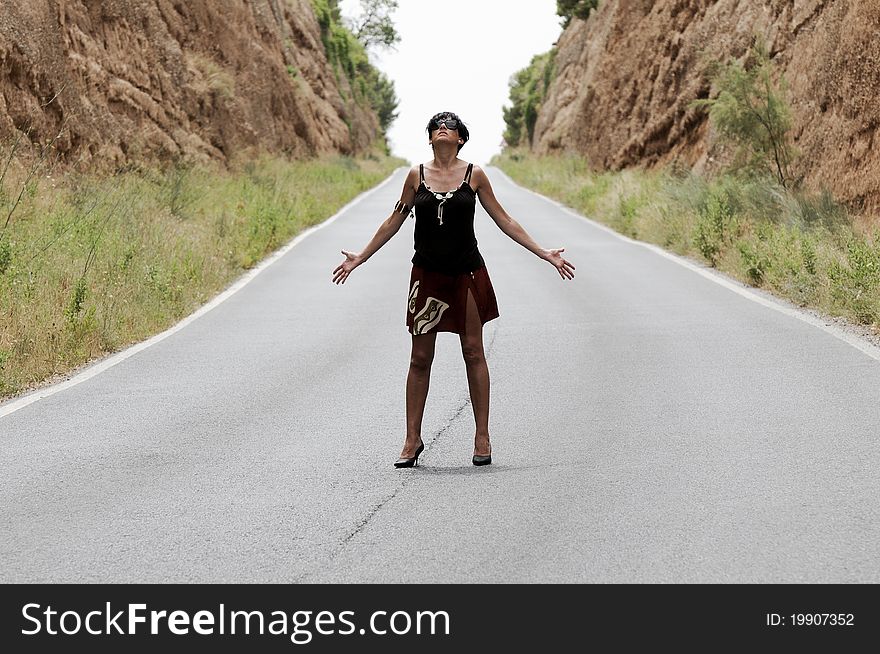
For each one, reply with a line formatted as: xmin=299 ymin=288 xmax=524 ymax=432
xmin=339 ymin=0 xmax=563 ymax=166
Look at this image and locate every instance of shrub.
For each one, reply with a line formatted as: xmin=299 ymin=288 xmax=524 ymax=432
xmin=165 ymin=162 xmax=194 ymax=219
xmin=0 ymin=235 xmax=11 ymax=274
xmin=736 ymin=226 xmax=774 ymax=287
xmin=616 ymin=194 xmax=640 ymax=238
xmin=64 ymin=276 xmax=87 ymax=321
xmin=557 ymin=0 xmax=599 ymax=28
xmin=693 ymin=38 xmax=796 ymax=188
xmin=694 ymin=188 xmax=735 ymax=266
xmin=829 ymin=239 xmax=880 ymax=323
xmin=793 ymin=188 xmax=849 ymax=231
xmin=801 ymin=236 xmax=817 ymax=276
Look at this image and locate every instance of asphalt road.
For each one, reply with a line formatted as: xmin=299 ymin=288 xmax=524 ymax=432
xmin=2 ymin=167 xmax=879 ymax=583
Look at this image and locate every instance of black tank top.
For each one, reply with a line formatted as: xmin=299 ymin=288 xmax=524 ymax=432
xmin=411 ymin=162 xmax=485 ymax=275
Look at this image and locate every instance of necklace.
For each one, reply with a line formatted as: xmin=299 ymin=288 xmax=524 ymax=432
xmin=433 ymin=191 xmax=455 ymax=225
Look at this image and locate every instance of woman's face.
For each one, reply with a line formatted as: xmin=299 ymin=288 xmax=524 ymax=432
xmin=429 ymin=117 xmax=460 ymax=145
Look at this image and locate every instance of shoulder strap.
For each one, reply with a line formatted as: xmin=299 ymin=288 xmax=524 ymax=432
xmin=419 ymin=164 xmax=425 ymax=184
xmin=464 ymin=163 xmax=474 ymax=184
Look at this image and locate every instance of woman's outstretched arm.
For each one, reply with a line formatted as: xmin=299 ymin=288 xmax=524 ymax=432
xmin=472 ymin=166 xmax=575 ymax=280
xmin=332 ymin=167 xmax=418 ymax=284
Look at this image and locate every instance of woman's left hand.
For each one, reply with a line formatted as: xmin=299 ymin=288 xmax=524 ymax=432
xmin=544 ymin=248 xmax=576 ymax=280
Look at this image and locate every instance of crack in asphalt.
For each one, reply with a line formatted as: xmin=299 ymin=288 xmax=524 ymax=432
xmin=295 ymin=322 xmax=501 ymax=582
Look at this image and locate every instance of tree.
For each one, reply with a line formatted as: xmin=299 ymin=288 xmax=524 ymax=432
xmin=557 ymin=0 xmax=598 ymax=28
xmin=311 ymin=0 xmax=400 ymax=136
xmin=502 ymin=50 xmax=556 ymax=148
xmin=348 ymin=0 xmax=400 ymax=51
xmin=370 ymin=72 xmax=399 ymax=131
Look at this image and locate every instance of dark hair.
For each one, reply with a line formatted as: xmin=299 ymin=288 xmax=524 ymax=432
xmin=426 ymin=111 xmax=469 ymax=152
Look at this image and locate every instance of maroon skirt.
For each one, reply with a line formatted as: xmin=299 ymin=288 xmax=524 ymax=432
xmin=406 ymin=265 xmax=500 ymax=335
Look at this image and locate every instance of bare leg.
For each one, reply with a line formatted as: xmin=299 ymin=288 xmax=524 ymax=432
xmin=460 ymin=289 xmax=491 ymax=457
xmin=402 ymin=332 xmax=437 ymax=457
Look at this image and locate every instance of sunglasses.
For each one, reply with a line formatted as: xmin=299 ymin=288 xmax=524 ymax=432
xmin=430 ymin=118 xmax=459 ymax=131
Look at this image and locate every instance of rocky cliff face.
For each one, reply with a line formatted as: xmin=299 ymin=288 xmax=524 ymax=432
xmin=535 ymin=0 xmax=880 ymax=212
xmin=0 ymin=0 xmax=379 ymax=167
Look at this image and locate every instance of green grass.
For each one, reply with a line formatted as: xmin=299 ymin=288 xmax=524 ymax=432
xmin=493 ymin=149 xmax=880 ymax=330
xmin=0 ymin=151 xmax=405 ymax=400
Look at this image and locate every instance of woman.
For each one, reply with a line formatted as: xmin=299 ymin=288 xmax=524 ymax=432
xmin=332 ymin=111 xmax=575 ymax=468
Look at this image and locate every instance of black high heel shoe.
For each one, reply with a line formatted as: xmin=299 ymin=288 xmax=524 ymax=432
xmin=394 ymin=441 xmax=424 ymax=468
xmin=472 ymin=444 xmax=492 ymax=466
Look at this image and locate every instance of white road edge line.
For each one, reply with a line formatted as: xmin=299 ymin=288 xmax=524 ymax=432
xmin=0 ymin=167 xmax=406 ymax=419
xmin=491 ymin=166 xmax=880 ymax=364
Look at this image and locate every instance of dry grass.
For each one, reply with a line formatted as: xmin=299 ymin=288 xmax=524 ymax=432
xmin=0 ymin=151 xmax=405 ymax=400
xmin=186 ymin=53 xmax=236 ymax=99
xmin=493 ymin=149 xmax=880 ymax=331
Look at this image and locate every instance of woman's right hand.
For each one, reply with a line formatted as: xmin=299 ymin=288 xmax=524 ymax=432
xmin=332 ymin=250 xmax=363 ymax=285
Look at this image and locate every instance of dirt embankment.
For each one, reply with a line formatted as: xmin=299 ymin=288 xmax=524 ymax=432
xmin=535 ymin=0 xmax=880 ymax=213
xmin=0 ymin=0 xmax=379 ymax=168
